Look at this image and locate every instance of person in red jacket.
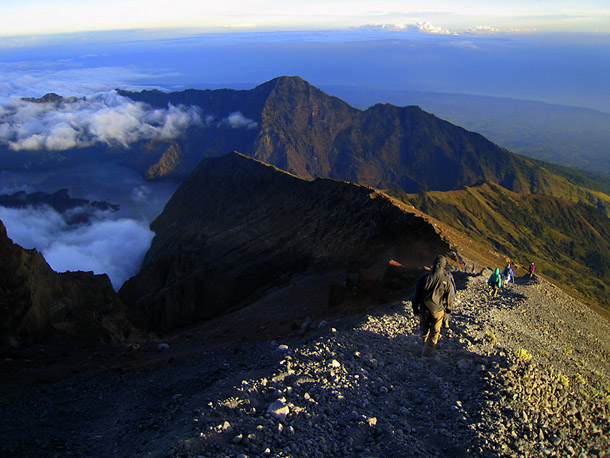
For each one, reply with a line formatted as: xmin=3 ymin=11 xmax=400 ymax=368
xmin=412 ymin=255 xmax=456 ymax=357
xmin=528 ymin=262 xmax=536 ymax=278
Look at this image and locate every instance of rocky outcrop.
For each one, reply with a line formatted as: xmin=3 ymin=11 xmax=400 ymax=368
xmin=119 ymin=152 xmax=451 ymax=332
xmin=21 ymin=93 xmax=80 ymax=105
xmin=0 ymin=220 xmax=131 ymax=346
xmin=0 ymin=188 xmax=119 ymax=224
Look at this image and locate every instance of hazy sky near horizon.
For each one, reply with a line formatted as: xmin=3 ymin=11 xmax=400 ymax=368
xmin=2 ymin=0 xmax=610 ymax=36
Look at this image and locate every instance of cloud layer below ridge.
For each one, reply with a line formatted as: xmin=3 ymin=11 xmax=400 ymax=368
xmin=0 ymin=205 xmax=154 ymax=290
xmin=0 ymin=91 xmax=203 ymax=151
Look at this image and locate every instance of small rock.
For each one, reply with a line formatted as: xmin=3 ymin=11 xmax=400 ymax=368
xmin=221 ymin=421 xmax=232 ymax=432
xmin=267 ymin=399 xmax=290 ymax=421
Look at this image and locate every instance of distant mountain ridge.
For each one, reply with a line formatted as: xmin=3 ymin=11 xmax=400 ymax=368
xmin=120 ymin=77 xmax=536 ymax=192
xmin=119 ymin=77 xmax=610 ymax=215
xmin=323 ymin=85 xmax=610 ymax=177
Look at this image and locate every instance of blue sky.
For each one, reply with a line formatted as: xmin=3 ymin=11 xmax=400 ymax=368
xmin=2 ymin=0 xmax=610 ymax=36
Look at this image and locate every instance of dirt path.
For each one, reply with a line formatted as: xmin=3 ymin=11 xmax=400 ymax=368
xmin=1 ymin=269 xmax=609 ymax=457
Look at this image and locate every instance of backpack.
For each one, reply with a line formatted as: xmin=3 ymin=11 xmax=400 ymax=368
xmin=488 ymin=272 xmax=501 ymax=287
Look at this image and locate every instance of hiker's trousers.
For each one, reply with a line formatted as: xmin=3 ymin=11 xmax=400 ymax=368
xmin=420 ymin=308 xmax=444 ymax=348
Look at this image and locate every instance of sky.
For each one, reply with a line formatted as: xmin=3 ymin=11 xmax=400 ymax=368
xmin=1 ymin=0 xmax=610 ymax=35
xmin=0 ymin=0 xmax=609 ymax=288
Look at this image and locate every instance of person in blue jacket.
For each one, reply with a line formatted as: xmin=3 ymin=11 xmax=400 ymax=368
xmin=501 ymin=263 xmax=514 ymax=284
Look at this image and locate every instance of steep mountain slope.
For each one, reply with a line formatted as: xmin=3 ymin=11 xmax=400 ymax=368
xmin=0 ymin=220 xmax=131 ymax=346
xmin=118 ymin=152 xmax=451 ymax=332
xmin=400 ymin=182 xmax=610 ymax=308
xmin=326 ymin=85 xmax=610 ymax=176
xmin=121 ymin=76 xmax=610 ymax=213
xmin=253 ymin=77 xmax=548 ymax=194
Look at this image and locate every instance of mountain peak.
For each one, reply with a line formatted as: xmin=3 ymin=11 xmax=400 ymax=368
xmin=257 ymin=75 xmax=309 ymax=90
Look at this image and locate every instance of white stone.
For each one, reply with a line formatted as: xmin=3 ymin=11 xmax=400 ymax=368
xmin=267 ymin=399 xmax=290 ymax=421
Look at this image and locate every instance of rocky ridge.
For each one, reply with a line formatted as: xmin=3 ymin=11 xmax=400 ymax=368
xmin=0 ymin=220 xmax=132 ymax=346
xmin=2 ymin=267 xmax=609 ymax=457
xmin=119 ymin=152 xmax=450 ymax=332
xmin=0 ymin=188 xmax=120 ymax=224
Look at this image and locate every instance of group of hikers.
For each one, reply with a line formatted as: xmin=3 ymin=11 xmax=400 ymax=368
xmin=487 ymin=261 xmax=535 ymax=296
xmin=411 ymin=255 xmax=536 ymax=357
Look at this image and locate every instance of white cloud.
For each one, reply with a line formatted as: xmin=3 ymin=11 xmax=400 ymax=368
xmin=130 ymin=185 xmax=153 ymax=202
xmin=465 ymin=25 xmax=502 ymax=34
xmin=357 ymin=22 xmax=455 ymax=35
xmin=0 ymin=91 xmax=203 ymax=151
xmin=223 ymin=111 xmax=259 ymax=130
xmin=0 ymin=205 xmax=154 ymax=289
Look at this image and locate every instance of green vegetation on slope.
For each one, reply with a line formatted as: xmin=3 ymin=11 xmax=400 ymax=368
xmin=397 ymin=182 xmax=610 ymax=309
xmin=529 ymin=159 xmax=610 ymax=198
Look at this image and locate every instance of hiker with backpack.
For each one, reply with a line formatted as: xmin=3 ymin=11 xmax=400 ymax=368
xmin=501 ymin=263 xmax=514 ymax=284
xmin=412 ymin=255 xmax=456 ymax=357
xmin=488 ymin=268 xmax=502 ymax=296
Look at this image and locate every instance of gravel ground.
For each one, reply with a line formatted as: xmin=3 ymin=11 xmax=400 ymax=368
xmin=2 ymin=269 xmax=609 ymax=458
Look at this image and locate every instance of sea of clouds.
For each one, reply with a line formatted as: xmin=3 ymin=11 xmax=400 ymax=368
xmin=0 ymin=92 xmax=204 ymax=151
xmin=0 ymin=62 xmax=200 ymax=289
xmin=0 ymin=205 xmax=154 ymax=290
xmin=0 ymin=44 xmax=266 ymax=289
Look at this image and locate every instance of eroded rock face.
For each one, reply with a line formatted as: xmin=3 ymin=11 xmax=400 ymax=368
xmin=0 ymin=220 xmax=131 ymax=346
xmin=119 ymin=152 xmax=451 ymax=332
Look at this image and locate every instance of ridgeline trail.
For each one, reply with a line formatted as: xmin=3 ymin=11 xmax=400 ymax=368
xmin=1 ymin=268 xmax=609 ymax=457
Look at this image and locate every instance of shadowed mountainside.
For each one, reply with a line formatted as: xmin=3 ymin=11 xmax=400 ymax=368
xmin=118 ymin=152 xmax=451 ymax=332
xmin=324 ymin=85 xmax=610 ymax=177
xmin=0 ymin=220 xmax=132 ymax=347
